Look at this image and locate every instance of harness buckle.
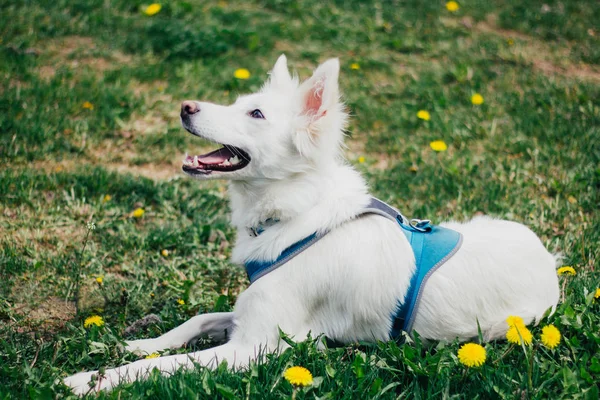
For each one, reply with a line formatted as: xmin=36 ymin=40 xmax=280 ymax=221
xmin=410 ymin=219 xmax=432 ymax=232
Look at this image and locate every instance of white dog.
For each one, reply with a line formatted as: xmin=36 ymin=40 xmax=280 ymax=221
xmin=64 ymin=55 xmax=560 ymax=394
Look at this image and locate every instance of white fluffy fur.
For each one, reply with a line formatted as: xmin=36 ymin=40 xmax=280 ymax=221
xmin=64 ymin=55 xmax=560 ymax=394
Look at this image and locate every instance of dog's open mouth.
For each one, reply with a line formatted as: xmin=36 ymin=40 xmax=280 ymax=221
xmin=182 ymin=146 xmax=250 ymax=175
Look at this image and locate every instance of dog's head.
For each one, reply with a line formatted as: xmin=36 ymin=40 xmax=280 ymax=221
xmin=180 ymin=55 xmax=347 ymax=181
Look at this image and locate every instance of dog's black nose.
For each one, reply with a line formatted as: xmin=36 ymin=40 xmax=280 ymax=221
xmin=181 ymin=101 xmax=200 ymax=116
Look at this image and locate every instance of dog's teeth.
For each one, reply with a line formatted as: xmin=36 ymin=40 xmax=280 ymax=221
xmin=230 ymin=155 xmax=240 ymax=165
xmin=183 ymin=154 xmax=194 ymax=166
xmin=222 ymin=159 xmax=231 ymax=166
xmin=193 ymin=156 xmax=199 ymax=167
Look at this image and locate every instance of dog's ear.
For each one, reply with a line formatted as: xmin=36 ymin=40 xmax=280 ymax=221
xmin=297 ymin=58 xmax=339 ymax=120
xmin=294 ymin=58 xmax=341 ymax=158
xmin=267 ymin=54 xmax=294 ymax=91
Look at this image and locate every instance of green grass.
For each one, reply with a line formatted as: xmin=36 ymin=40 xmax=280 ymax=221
xmin=1 ymin=0 xmax=599 ymax=398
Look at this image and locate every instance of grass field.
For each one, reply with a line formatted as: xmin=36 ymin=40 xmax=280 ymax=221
xmin=1 ymin=0 xmax=599 ymax=398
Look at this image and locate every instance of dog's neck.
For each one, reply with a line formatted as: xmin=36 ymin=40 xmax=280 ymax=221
xmin=229 ymin=163 xmax=368 ymax=229
xmin=228 ymin=162 xmax=371 ymax=262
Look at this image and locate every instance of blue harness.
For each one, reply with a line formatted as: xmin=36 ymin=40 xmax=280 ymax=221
xmin=244 ymin=197 xmax=463 ymax=338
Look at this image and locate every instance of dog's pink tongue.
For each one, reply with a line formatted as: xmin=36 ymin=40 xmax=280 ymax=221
xmin=197 ymin=148 xmax=233 ymax=165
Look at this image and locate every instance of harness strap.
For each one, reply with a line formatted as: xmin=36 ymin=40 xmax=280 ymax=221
xmin=363 ymin=197 xmax=410 ymax=225
xmin=244 ymin=197 xmax=405 ymax=284
xmin=245 ymin=232 xmax=328 ymax=283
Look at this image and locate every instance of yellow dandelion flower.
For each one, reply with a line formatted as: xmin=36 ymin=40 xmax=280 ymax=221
xmin=557 ymin=266 xmax=576 ymax=276
xmin=358 ymin=156 xmax=365 ymax=163
xmin=177 ymin=298 xmax=185 ymax=305
xmin=506 ymin=315 xmax=526 ymax=328
xmin=417 ymin=110 xmax=430 ymax=121
xmin=161 ymin=249 xmax=170 ymax=257
xmin=54 ymin=166 xmax=63 ymax=172
xmin=82 ymin=101 xmax=94 ymax=110
xmin=234 ymin=68 xmax=251 ymax=80
xmin=594 ymin=288 xmax=600 ymax=299
xmin=430 ymin=140 xmax=448 ymax=152
xmin=507 ymin=38 xmax=514 ymax=46
xmin=145 ymin=353 xmax=160 ymax=359
xmin=567 ymin=196 xmax=577 ymax=204
xmin=506 ymin=326 xmax=533 ymax=345
xmin=150 ymin=292 xmax=155 ymax=298
xmin=350 ymin=63 xmax=360 ymax=70
xmin=96 ymin=276 xmax=103 ymax=285
xmin=457 ymin=343 xmax=486 ymax=367
xmin=84 ymin=315 xmax=104 ymax=328
xmin=283 ymin=366 xmax=313 ymax=387
xmin=103 ymin=194 xmax=112 ymax=202
xmin=471 ymin=93 xmax=484 ymax=105
xmin=132 ymin=208 xmax=145 ymax=218
xmin=446 ymin=1 xmax=460 ymax=12
xmin=144 ymin=3 xmax=161 ymax=16
xmin=540 ymin=325 xmax=561 ymax=349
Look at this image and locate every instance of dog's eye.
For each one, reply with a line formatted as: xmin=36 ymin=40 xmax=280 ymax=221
xmin=249 ymin=109 xmax=265 ymax=119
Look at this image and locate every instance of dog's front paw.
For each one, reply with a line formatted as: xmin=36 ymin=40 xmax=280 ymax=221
xmin=63 ymin=370 xmax=103 ymax=396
